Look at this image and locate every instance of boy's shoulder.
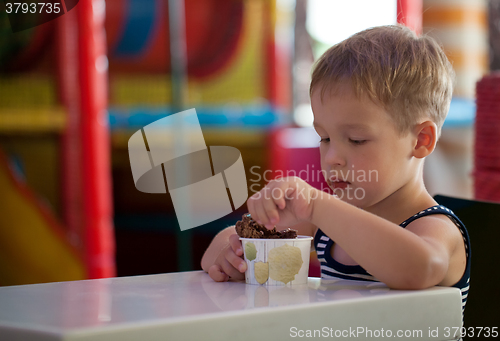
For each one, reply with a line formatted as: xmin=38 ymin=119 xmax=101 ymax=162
xmin=403 ymin=211 xmax=465 ymax=256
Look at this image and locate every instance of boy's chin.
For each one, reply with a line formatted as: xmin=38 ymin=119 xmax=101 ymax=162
xmin=332 ymin=188 xmax=369 ymax=207
xmin=338 ymin=197 xmax=366 ymax=207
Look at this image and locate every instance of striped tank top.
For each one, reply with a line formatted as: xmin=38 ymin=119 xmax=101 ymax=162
xmin=313 ymin=205 xmax=471 ymax=311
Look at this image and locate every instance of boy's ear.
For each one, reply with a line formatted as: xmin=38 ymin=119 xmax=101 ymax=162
xmin=412 ymin=120 xmax=438 ymax=159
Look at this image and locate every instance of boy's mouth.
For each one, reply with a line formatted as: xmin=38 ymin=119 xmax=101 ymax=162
xmin=327 ymin=178 xmax=351 ymax=190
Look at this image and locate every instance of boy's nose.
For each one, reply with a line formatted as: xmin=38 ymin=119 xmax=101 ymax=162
xmin=323 ymin=146 xmax=346 ymax=167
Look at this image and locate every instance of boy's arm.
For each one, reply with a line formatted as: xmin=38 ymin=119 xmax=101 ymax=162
xmin=311 ymin=196 xmax=461 ymax=289
xmin=248 ymin=177 xmax=463 ymax=290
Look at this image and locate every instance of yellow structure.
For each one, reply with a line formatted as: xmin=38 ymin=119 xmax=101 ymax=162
xmin=0 ymin=149 xmax=85 ymax=286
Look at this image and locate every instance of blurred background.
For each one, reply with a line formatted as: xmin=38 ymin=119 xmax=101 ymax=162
xmin=0 ymin=0 xmax=494 ymax=287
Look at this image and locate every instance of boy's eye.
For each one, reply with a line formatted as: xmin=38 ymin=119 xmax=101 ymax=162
xmin=319 ymin=137 xmax=330 ymax=143
xmin=349 ymin=138 xmax=367 ymax=145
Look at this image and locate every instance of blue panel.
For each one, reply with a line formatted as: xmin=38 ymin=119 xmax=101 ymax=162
xmin=108 ymin=105 xmax=284 ymax=130
xmin=443 ymin=98 xmax=476 ymax=128
xmin=113 ymin=0 xmax=157 ymax=56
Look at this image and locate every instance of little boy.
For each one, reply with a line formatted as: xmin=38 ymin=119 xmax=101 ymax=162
xmin=201 ymin=25 xmax=470 ymax=308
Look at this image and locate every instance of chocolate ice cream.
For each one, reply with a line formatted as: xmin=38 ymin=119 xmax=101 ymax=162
xmin=235 ymin=214 xmax=298 ymax=239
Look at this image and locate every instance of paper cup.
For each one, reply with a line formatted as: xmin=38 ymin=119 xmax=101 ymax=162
xmin=240 ymin=236 xmax=313 ymax=286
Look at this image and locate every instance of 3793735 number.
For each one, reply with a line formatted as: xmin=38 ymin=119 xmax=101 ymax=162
xmin=444 ymin=326 xmax=499 ymax=338
xmin=5 ymin=2 xmax=61 ymax=14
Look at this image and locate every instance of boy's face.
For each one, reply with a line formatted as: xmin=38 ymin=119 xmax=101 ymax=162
xmin=311 ymin=84 xmax=417 ymax=209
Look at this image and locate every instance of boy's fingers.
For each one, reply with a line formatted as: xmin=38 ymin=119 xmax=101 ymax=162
xmin=228 ymin=234 xmax=243 ymax=256
xmin=247 ymin=182 xmax=284 ymax=227
xmin=272 ymin=180 xmax=288 ymax=210
xmin=263 ymin=185 xmax=286 ymax=225
xmin=284 ymin=185 xmax=296 ymax=199
xmin=262 ymin=182 xmax=290 ymax=227
xmin=275 ymin=193 xmax=286 ymax=210
xmin=259 ymin=185 xmax=279 ymax=225
xmin=208 ymin=264 xmax=229 ymax=282
xmin=225 ymin=248 xmax=247 ymax=273
xmin=220 ymin=258 xmax=245 ymax=280
xmin=247 ymin=192 xmax=262 ymax=223
xmin=246 ymin=193 xmax=256 ymax=219
xmin=253 ymin=198 xmax=273 ymax=227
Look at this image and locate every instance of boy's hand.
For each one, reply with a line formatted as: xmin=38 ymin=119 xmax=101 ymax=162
xmin=247 ymin=176 xmax=319 ymax=229
xmin=208 ymin=233 xmax=247 ymax=282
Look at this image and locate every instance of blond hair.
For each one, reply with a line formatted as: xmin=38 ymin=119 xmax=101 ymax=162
xmin=310 ymin=25 xmax=454 ymax=136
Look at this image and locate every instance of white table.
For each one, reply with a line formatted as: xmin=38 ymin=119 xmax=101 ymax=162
xmin=0 ymin=271 xmax=462 ymax=340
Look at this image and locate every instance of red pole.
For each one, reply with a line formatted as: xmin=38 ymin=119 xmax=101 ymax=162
xmin=397 ymin=0 xmax=423 ymax=35
xmin=58 ymin=2 xmax=84 ymax=261
xmin=264 ymin=1 xmax=277 ymax=108
xmin=77 ymin=0 xmax=115 ymax=278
